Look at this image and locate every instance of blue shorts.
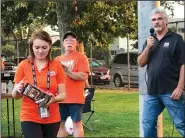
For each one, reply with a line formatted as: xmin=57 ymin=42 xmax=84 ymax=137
xmin=59 ymin=103 xmax=84 ymax=122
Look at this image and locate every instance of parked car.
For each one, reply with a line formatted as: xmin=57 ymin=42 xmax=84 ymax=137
xmin=1 ymin=53 xmax=17 ymax=81
xmin=88 ymin=58 xmax=110 ymax=84
xmin=110 ymin=50 xmax=138 ymax=87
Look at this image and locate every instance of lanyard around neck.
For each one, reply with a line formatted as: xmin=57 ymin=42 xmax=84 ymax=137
xmin=31 ymin=62 xmax=50 ymax=90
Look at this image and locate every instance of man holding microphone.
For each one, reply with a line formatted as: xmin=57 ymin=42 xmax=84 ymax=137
xmin=137 ymin=7 xmax=185 ymax=137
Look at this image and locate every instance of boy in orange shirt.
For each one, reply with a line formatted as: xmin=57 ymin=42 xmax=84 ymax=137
xmin=12 ymin=30 xmax=66 ymax=138
xmin=55 ymin=31 xmax=89 ymax=137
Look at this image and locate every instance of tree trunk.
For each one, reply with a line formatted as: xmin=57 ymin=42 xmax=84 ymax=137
xmin=11 ymin=29 xmax=17 ymax=41
xmin=78 ymin=41 xmax=84 ymax=54
xmin=26 ymin=26 xmax=31 ymax=40
xmin=19 ymin=26 xmax=23 ymax=40
xmin=56 ymin=1 xmax=71 ymax=54
xmin=102 ymin=47 xmax=111 ymax=67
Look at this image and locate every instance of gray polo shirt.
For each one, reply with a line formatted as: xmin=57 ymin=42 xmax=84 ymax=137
xmin=142 ymin=31 xmax=185 ymax=95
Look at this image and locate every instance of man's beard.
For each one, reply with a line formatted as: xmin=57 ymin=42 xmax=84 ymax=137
xmin=154 ymin=25 xmax=162 ymax=32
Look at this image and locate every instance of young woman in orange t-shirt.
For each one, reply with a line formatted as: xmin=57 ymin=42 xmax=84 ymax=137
xmin=12 ymin=30 xmax=66 ymax=138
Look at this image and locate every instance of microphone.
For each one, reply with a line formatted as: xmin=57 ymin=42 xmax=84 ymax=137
xmin=150 ymin=28 xmax=155 ymax=37
xmin=149 ymin=28 xmax=157 ymax=49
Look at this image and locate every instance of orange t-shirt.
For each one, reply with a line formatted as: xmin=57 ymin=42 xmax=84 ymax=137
xmin=1 ymin=61 xmax=5 ymax=71
xmin=55 ymin=51 xmax=89 ymax=104
xmin=1 ymin=57 xmax=5 ymax=71
xmin=14 ymin=59 xmax=65 ymax=124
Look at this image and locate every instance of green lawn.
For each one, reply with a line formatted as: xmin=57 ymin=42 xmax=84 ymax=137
xmin=1 ymin=89 xmax=182 ymax=137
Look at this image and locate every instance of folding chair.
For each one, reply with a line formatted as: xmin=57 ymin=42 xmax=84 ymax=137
xmin=82 ymin=88 xmax=95 ymax=131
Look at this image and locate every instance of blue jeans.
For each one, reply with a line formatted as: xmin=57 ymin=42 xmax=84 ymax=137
xmin=59 ymin=103 xmax=84 ymax=122
xmin=142 ymin=93 xmax=185 ymax=137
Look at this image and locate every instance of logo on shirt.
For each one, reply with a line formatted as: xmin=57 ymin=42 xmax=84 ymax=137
xmin=49 ymin=71 xmax=56 ymax=76
xmin=60 ymin=60 xmax=75 ymax=72
xmin=163 ymin=42 xmax=169 ymax=48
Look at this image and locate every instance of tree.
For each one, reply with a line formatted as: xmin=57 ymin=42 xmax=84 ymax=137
xmin=2 ymin=1 xmax=182 ymax=41
xmin=1 ymin=1 xmax=50 ymax=56
xmin=1 ymin=44 xmax=16 ymax=60
xmin=54 ymin=1 xmax=183 ymax=65
xmin=70 ymin=1 xmax=137 ymax=43
xmin=160 ymin=1 xmax=184 ymax=18
xmin=54 ymin=1 xmax=137 ymax=66
xmin=2 ymin=1 xmax=183 ymax=60
xmin=129 ymin=1 xmax=184 ymax=49
xmin=55 ymin=1 xmax=75 ymax=53
xmin=2 ymin=1 xmax=45 ymax=40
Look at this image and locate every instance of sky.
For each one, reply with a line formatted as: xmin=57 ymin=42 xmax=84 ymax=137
xmin=166 ymin=3 xmax=184 ymax=18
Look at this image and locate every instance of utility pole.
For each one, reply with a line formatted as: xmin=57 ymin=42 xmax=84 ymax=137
xmin=155 ymin=2 xmax=163 ymax=137
xmin=127 ymin=33 xmax=130 ymax=91
xmin=138 ymin=1 xmax=163 ymax=137
xmin=90 ymin=34 xmax=93 ymax=87
xmin=138 ymin=1 xmax=161 ymax=137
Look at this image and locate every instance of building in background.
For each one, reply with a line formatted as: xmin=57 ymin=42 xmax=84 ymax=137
xmin=109 ymin=37 xmax=137 ymax=60
xmin=168 ymin=17 xmax=184 ymax=39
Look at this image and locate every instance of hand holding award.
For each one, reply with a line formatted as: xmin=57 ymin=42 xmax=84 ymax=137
xmin=22 ymin=83 xmax=53 ymax=107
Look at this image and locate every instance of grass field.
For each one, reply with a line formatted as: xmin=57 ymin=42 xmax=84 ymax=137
xmin=1 ymin=89 xmax=182 ymax=137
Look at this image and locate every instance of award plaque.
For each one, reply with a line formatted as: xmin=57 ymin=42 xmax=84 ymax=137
xmin=22 ymin=83 xmax=52 ymax=107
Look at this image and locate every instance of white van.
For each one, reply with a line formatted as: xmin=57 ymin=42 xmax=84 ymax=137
xmin=110 ymin=50 xmax=138 ymax=87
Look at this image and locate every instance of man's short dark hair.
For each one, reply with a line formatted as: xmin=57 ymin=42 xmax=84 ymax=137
xmin=63 ymin=31 xmax=77 ymax=40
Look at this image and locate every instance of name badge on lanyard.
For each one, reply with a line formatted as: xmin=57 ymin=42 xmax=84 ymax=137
xmin=32 ymin=61 xmax=51 ymax=119
xmin=39 ymin=107 xmax=50 ymax=118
